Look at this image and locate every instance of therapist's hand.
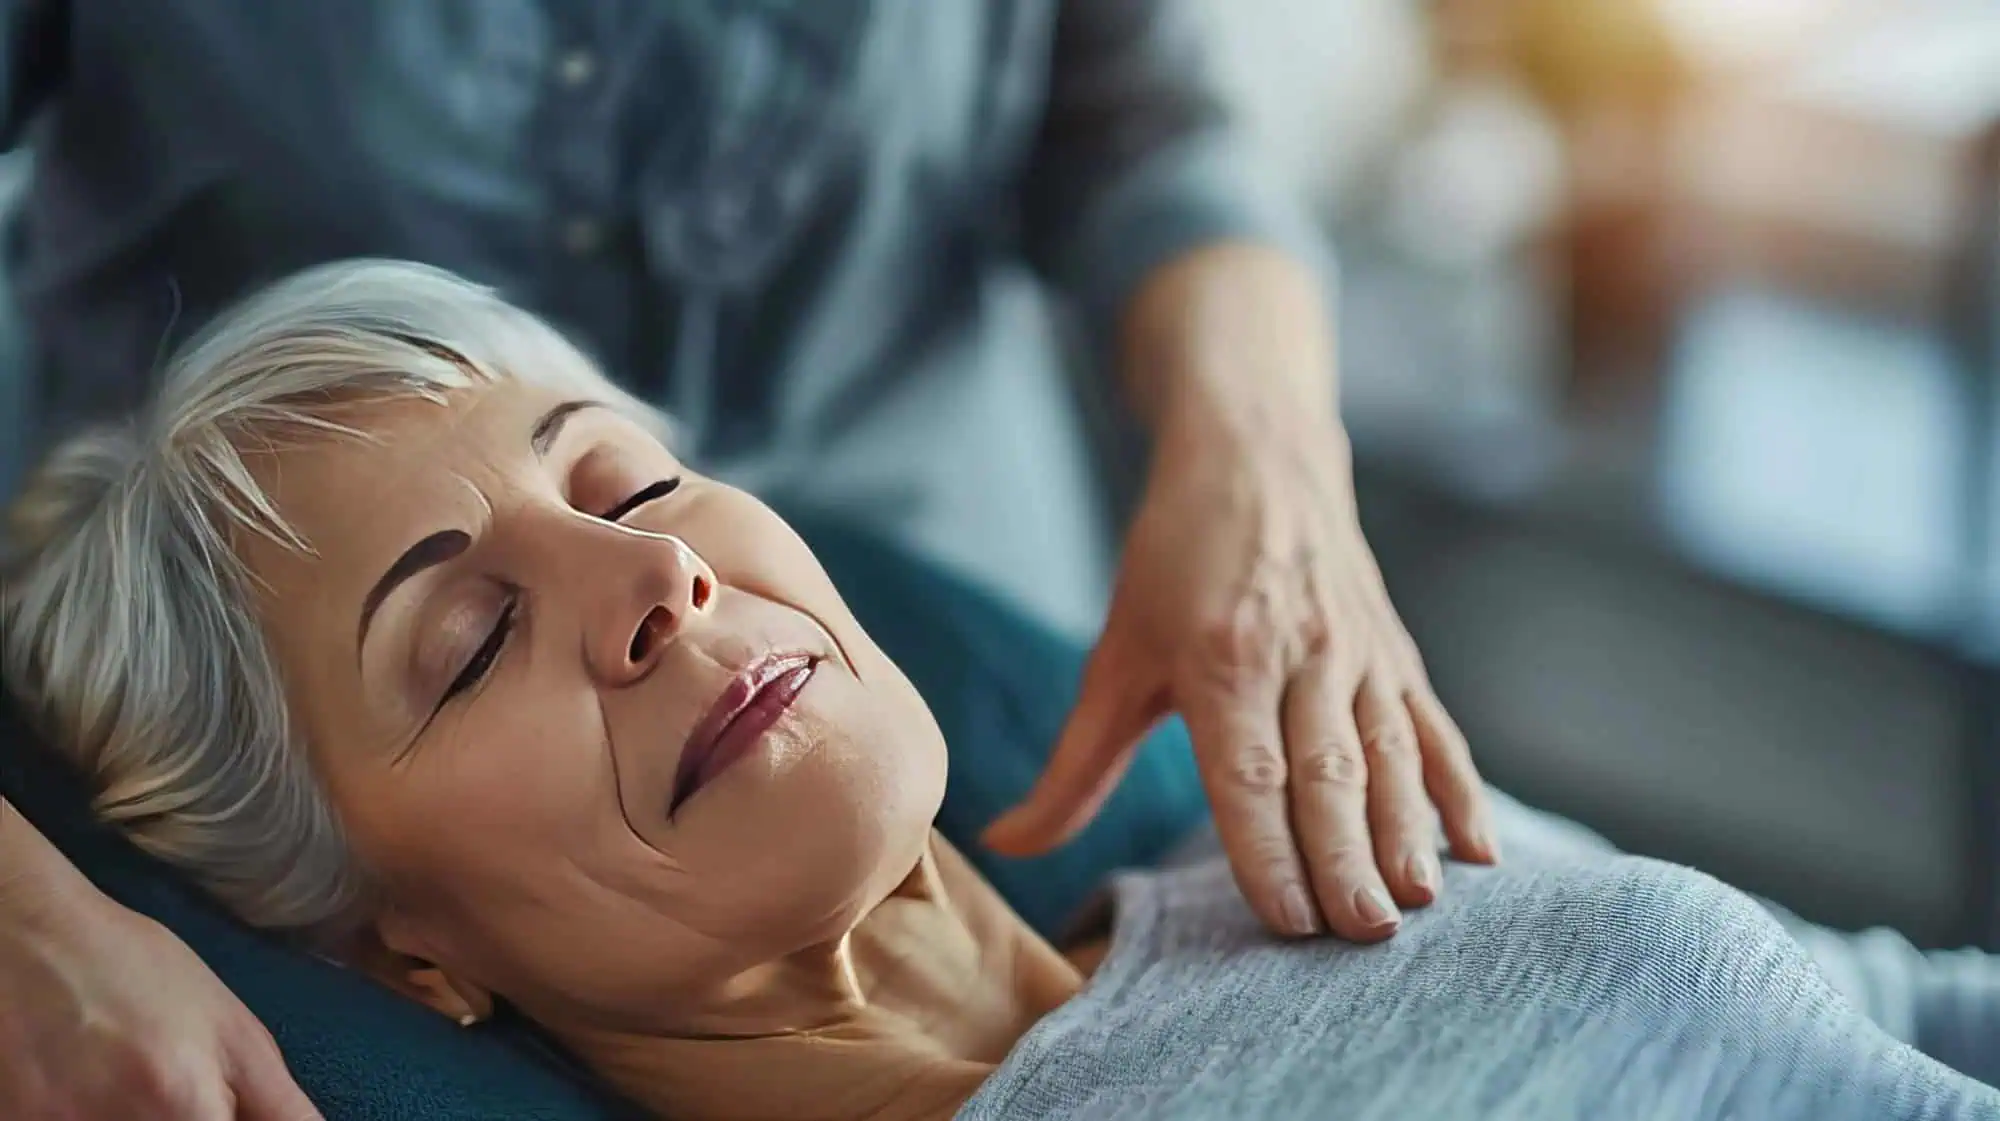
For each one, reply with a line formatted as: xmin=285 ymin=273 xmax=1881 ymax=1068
xmin=0 ymin=818 xmax=321 ymax=1121
xmin=984 ymin=401 xmax=1499 ymax=943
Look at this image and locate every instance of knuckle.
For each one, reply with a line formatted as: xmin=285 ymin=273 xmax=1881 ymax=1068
xmin=1321 ymin=639 xmax=1366 ymax=682
xmin=236 ymin=1010 xmax=284 ymax=1053
xmin=1324 ymin=659 xmax=1366 ymax=696
xmin=240 ymin=1025 xmax=289 ymax=1074
xmin=1295 ymin=611 xmax=1334 ymax=659
xmin=1293 ymin=742 xmax=1366 ymax=788
xmin=1192 ymin=608 xmax=1276 ymax=678
xmin=122 ymin=1050 xmax=191 ymax=1108
xmin=1242 ymin=838 xmax=1305 ymax=886
xmin=1361 ymin=722 xmax=1418 ymax=762
xmin=1219 ymin=743 xmax=1289 ymax=795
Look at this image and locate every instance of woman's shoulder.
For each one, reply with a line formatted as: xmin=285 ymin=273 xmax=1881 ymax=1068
xmin=1139 ymin=846 xmax=1791 ymax=962
xmin=1122 ymin=846 xmax=1828 ymax=1031
xmin=1133 ymin=792 xmax=1786 ymax=979
xmin=961 ymin=852 xmax=1860 ymax=1121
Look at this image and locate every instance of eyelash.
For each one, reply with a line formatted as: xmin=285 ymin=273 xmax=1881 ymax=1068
xmin=443 ymin=596 xmax=516 ymax=703
xmin=440 ymin=477 xmax=684 ymax=706
xmin=599 ymin=476 xmax=682 ymax=522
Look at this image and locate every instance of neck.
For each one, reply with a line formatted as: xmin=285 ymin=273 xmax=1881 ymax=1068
xmin=562 ymin=835 xmax=1083 ymax=1121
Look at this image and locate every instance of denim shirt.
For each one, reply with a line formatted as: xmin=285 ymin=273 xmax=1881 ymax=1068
xmin=1 ymin=0 xmax=1324 ymax=626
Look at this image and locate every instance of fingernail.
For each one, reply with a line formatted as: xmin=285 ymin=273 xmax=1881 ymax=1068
xmin=1280 ymin=887 xmax=1321 ymax=937
xmin=1355 ymin=884 xmax=1402 ymax=929
xmin=1407 ymin=853 xmax=1440 ymax=899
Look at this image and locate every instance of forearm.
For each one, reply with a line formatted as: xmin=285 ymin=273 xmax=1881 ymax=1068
xmin=1120 ymin=241 xmax=1341 ymax=446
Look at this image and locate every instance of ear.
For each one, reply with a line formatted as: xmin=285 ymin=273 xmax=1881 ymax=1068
xmin=345 ymin=911 xmax=496 ymax=1025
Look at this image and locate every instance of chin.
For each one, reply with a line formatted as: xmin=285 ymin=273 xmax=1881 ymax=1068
xmin=759 ymin=734 xmax=948 ymax=944
xmin=849 ymin=751 xmax=949 ymax=898
xmin=707 ymin=654 xmax=949 ymax=938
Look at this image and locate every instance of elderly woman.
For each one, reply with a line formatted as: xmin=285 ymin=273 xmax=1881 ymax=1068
xmin=4 ymin=262 xmax=1997 ymax=1121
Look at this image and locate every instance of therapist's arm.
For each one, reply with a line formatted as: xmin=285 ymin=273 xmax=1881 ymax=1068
xmin=0 ymin=797 xmax=323 ymax=1120
xmin=991 ymin=2 xmax=1497 ymax=944
xmin=1015 ymin=0 xmax=1331 ymax=342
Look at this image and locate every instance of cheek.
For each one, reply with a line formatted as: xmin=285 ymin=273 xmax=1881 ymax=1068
xmin=333 ymin=704 xmax=739 ymax=1018
xmin=338 ymin=696 xmax=634 ymax=896
xmin=683 ymin=488 xmax=841 ymax=602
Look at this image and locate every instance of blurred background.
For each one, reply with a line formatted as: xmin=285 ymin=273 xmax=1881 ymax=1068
xmin=1187 ymin=0 xmax=1999 ymax=950
xmin=0 ymin=0 xmax=1993 ymax=949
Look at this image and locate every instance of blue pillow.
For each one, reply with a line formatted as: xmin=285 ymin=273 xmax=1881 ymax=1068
xmin=0 ymin=511 xmax=1208 ymax=1117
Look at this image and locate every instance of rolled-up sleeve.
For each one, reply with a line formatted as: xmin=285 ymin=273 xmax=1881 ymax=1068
xmin=3 ymin=0 xmax=65 ymax=149
xmin=1017 ymin=0 xmax=1333 ymax=332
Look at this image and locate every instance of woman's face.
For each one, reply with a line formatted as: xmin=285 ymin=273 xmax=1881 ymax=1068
xmin=240 ymin=378 xmax=949 ymax=1034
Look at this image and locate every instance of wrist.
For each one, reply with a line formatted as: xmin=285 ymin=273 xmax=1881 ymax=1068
xmin=1155 ymin=383 xmax=1350 ymax=476
xmin=1156 ymin=373 xmax=1345 ymax=452
xmin=1121 ymin=243 xmax=1340 ymax=437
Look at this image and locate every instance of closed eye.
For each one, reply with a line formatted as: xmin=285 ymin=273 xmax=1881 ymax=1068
xmin=600 ymin=477 xmax=682 ymax=522
xmin=441 ymin=596 xmax=517 ymax=706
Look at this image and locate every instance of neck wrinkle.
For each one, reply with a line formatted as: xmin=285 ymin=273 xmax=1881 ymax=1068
xmin=550 ymin=835 xmax=1080 ymax=1121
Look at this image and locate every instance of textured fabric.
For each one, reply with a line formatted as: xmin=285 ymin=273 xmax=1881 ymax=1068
xmin=961 ymin=795 xmax=2000 ymax=1120
xmin=1790 ymin=924 xmax=2000 ymax=1090
xmin=0 ymin=0 xmax=1327 ymax=630
xmin=1477 ymin=793 xmax=2000 ymax=1090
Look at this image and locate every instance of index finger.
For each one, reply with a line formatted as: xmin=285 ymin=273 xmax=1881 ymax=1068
xmin=981 ymin=629 xmax=1163 ymax=856
xmin=1180 ymin=669 xmax=1318 ymax=939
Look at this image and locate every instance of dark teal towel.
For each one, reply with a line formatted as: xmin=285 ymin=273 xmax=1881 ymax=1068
xmin=0 ymin=512 xmax=1208 ymax=1118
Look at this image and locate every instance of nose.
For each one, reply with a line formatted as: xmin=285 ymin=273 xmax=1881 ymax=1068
xmin=589 ymin=532 xmax=717 ymax=687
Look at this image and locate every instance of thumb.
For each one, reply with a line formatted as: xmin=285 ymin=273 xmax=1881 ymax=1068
xmin=230 ymin=1035 xmax=323 ymax=1121
xmin=982 ymin=624 xmax=1162 ymax=856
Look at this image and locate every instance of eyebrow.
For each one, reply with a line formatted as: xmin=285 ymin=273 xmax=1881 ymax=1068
xmin=531 ymin=399 xmax=603 ymax=457
xmin=356 ymin=529 xmax=471 ymax=657
xmin=355 ymin=399 xmax=601 ymax=658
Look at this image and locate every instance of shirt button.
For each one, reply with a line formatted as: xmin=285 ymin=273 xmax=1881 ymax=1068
xmin=557 ymin=49 xmax=597 ymax=88
xmin=561 ymin=217 xmax=603 ymax=255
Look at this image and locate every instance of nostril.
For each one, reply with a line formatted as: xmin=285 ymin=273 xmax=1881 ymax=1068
xmin=629 ymin=605 xmax=672 ymax=665
xmin=690 ymin=574 xmax=712 ymax=611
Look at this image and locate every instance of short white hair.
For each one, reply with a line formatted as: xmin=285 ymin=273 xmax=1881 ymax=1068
xmin=2 ymin=260 xmax=670 ymax=939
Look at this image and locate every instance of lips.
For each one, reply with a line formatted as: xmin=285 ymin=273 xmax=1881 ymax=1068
xmin=670 ymin=652 xmax=818 ymax=815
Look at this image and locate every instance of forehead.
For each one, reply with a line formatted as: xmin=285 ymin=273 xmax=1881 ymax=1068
xmin=237 ymin=381 xmax=557 ymax=593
